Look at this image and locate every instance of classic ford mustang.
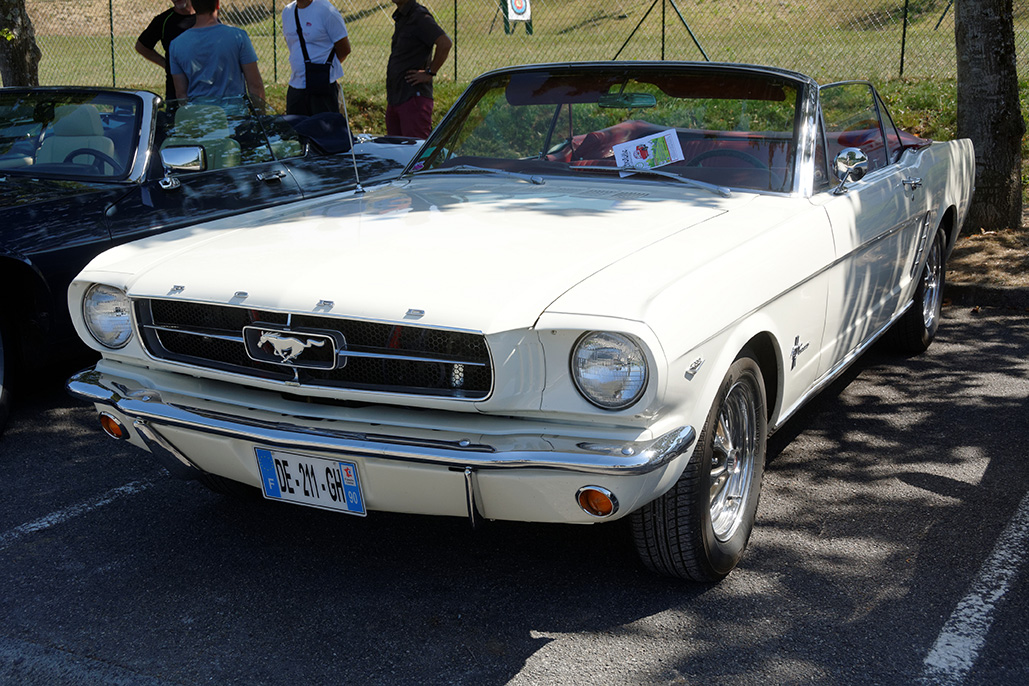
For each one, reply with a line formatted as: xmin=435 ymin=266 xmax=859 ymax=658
xmin=66 ymin=63 xmax=975 ymax=581
xmin=0 ymin=87 xmax=418 ymax=431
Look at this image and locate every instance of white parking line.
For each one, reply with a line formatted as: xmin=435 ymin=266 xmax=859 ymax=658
xmin=920 ymin=488 xmax=1029 ymax=685
xmin=0 ymin=480 xmax=152 ymax=550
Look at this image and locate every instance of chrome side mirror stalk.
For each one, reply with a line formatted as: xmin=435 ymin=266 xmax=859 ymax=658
xmin=832 ymin=147 xmax=868 ymax=195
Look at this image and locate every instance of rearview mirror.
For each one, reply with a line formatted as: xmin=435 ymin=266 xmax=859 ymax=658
xmin=598 ymin=92 xmax=657 ymax=109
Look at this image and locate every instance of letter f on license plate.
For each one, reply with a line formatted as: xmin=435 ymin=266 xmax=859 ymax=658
xmin=255 ymin=448 xmax=366 ymax=516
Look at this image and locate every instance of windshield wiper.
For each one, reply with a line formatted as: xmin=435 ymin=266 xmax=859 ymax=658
xmin=570 ymin=165 xmax=731 ymax=198
xmin=413 ymin=164 xmax=545 ymax=185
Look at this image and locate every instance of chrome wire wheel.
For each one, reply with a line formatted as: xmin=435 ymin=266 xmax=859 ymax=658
xmin=887 ymin=227 xmax=947 ymax=354
xmin=709 ymin=378 xmax=760 ymax=542
xmin=921 ymin=231 xmax=944 ymax=331
xmin=631 ymin=352 xmax=766 ymax=582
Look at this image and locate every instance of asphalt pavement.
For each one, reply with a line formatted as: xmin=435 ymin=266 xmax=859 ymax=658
xmin=0 ymin=303 xmax=1027 ymax=685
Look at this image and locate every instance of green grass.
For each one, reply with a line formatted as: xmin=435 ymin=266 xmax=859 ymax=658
xmin=31 ymin=1 xmax=1026 ymax=210
xmin=40 ymin=2 xmax=1026 ymax=89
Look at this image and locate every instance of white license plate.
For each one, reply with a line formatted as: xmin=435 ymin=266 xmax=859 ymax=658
xmin=255 ymin=448 xmax=366 ymax=516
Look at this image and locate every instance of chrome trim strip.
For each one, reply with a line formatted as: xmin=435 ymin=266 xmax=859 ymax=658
xmin=328 ymin=351 xmax=487 ymax=367
xmin=144 ymin=323 xmax=488 ymax=368
xmin=464 ymin=467 xmax=482 ymax=528
xmin=145 ymin=325 xmax=242 ymax=343
xmin=67 ymin=368 xmax=696 ymax=477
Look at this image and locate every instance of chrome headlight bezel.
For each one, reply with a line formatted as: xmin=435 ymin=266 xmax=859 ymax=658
xmin=82 ymin=284 xmax=133 ymax=349
xmin=570 ymin=331 xmax=649 ymax=410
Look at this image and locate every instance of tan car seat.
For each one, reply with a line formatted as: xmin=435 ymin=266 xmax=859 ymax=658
xmin=35 ymin=104 xmax=118 ymax=173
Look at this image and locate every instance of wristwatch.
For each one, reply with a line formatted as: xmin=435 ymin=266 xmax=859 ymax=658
xmin=425 ymin=68 xmax=435 ymax=77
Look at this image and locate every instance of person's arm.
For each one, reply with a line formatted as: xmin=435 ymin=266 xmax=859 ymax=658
xmin=333 ymin=36 xmax=351 ymax=64
xmin=427 ymin=33 xmax=452 ymax=76
xmin=172 ymin=73 xmax=188 ymax=100
xmin=135 ymin=39 xmax=166 ymax=69
xmin=405 ymin=33 xmax=452 ymax=85
xmin=242 ymin=62 xmax=265 ymax=108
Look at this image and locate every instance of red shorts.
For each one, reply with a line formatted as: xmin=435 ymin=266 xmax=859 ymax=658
xmin=385 ymin=96 xmax=434 ymax=138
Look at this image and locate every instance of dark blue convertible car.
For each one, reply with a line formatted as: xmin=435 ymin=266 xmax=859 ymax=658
xmin=0 ymin=86 xmax=420 ymax=431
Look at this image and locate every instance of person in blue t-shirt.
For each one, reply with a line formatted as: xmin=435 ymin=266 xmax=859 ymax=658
xmin=169 ymin=0 xmax=264 ymax=106
xmin=134 ymin=0 xmax=196 ymax=103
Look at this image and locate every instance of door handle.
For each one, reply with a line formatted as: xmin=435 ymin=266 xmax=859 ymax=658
xmin=902 ymin=177 xmax=922 ymax=190
xmin=257 ymin=169 xmax=287 ymax=183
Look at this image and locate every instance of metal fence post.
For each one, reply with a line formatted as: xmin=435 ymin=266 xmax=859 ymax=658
xmin=900 ymin=0 xmax=909 ymax=77
xmin=108 ymin=0 xmax=116 ymax=86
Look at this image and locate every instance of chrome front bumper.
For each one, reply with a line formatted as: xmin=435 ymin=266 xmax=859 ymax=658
xmin=67 ymin=367 xmax=696 ymax=522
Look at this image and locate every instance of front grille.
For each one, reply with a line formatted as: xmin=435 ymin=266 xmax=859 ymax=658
xmin=135 ymin=299 xmax=492 ymax=399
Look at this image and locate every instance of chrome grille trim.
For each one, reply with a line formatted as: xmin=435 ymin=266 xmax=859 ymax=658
xmin=141 ymin=324 xmax=488 ymax=367
xmin=134 ymin=299 xmax=493 ymax=399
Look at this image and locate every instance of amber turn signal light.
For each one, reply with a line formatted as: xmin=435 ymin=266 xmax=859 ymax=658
xmin=576 ymin=486 xmax=619 ymax=518
xmin=99 ymin=412 xmax=128 ymax=440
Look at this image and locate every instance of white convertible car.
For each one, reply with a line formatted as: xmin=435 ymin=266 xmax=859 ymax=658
xmin=67 ymin=62 xmax=974 ymax=582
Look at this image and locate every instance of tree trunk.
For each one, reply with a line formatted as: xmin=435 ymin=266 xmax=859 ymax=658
xmin=0 ymin=0 xmax=41 ymax=87
xmin=955 ymin=0 xmax=1024 ymax=233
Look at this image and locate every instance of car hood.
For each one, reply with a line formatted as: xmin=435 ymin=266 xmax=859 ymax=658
xmin=0 ymin=174 xmax=119 ymax=209
xmin=86 ymin=176 xmax=751 ymax=333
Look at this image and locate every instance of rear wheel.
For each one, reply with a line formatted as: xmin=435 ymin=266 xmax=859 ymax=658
xmin=889 ymin=228 xmax=946 ymax=353
xmin=632 ymin=353 xmax=767 ymax=582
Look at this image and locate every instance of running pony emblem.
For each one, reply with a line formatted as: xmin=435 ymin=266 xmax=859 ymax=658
xmin=258 ymin=331 xmax=326 ymax=363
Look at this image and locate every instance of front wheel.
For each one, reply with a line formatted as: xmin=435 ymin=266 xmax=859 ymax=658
xmin=888 ymin=227 xmax=946 ymax=353
xmin=632 ymin=353 xmax=767 ymax=582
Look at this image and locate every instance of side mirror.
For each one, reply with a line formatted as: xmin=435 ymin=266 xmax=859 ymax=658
xmin=832 ymin=147 xmax=868 ymax=194
xmin=160 ymin=145 xmax=207 ymax=173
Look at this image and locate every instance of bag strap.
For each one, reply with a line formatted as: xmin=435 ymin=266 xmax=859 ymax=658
xmin=294 ymin=5 xmax=334 ymax=65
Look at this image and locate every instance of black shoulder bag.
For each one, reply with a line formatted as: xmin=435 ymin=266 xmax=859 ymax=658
xmin=295 ymin=5 xmax=335 ymax=95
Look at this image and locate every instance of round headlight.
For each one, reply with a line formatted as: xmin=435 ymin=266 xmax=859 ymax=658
xmin=571 ymin=332 xmax=648 ymax=410
xmin=82 ymin=284 xmax=133 ymax=349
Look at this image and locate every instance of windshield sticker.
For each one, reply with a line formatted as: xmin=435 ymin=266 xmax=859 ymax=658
xmin=613 ymin=129 xmax=684 ymax=177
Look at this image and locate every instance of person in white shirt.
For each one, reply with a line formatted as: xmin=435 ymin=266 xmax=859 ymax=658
xmin=282 ymin=0 xmax=351 ymax=115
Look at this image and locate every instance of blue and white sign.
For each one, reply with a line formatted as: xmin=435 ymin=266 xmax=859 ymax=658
xmin=508 ymin=0 xmax=531 ymax=22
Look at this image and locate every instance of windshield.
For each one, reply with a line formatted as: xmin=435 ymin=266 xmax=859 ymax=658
xmin=0 ymin=90 xmax=143 ymax=180
xmin=154 ymin=96 xmax=306 ymax=171
xmin=410 ymin=65 xmax=801 ymax=193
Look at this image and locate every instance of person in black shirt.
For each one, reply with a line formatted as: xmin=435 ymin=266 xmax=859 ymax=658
xmin=135 ymin=0 xmax=197 ymax=103
xmin=386 ymin=0 xmax=451 ymax=138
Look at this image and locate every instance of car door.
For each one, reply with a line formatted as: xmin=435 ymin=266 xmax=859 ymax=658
xmin=104 ymin=101 xmax=303 ymax=244
xmin=813 ymin=82 xmax=928 ymax=374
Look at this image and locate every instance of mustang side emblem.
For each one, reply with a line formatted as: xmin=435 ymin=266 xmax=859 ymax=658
xmin=790 ymin=336 xmax=810 ymax=371
xmin=258 ymin=332 xmax=325 ymax=363
xmin=242 ymin=325 xmax=344 ymax=371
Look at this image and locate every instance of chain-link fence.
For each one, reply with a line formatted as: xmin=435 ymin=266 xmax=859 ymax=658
xmin=25 ymin=0 xmax=1029 ymax=93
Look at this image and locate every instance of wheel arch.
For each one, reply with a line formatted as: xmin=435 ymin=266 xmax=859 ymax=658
xmin=739 ymin=332 xmax=780 ymax=426
xmin=938 ymin=204 xmax=959 ymax=260
xmin=0 ymin=254 xmax=56 ymax=364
